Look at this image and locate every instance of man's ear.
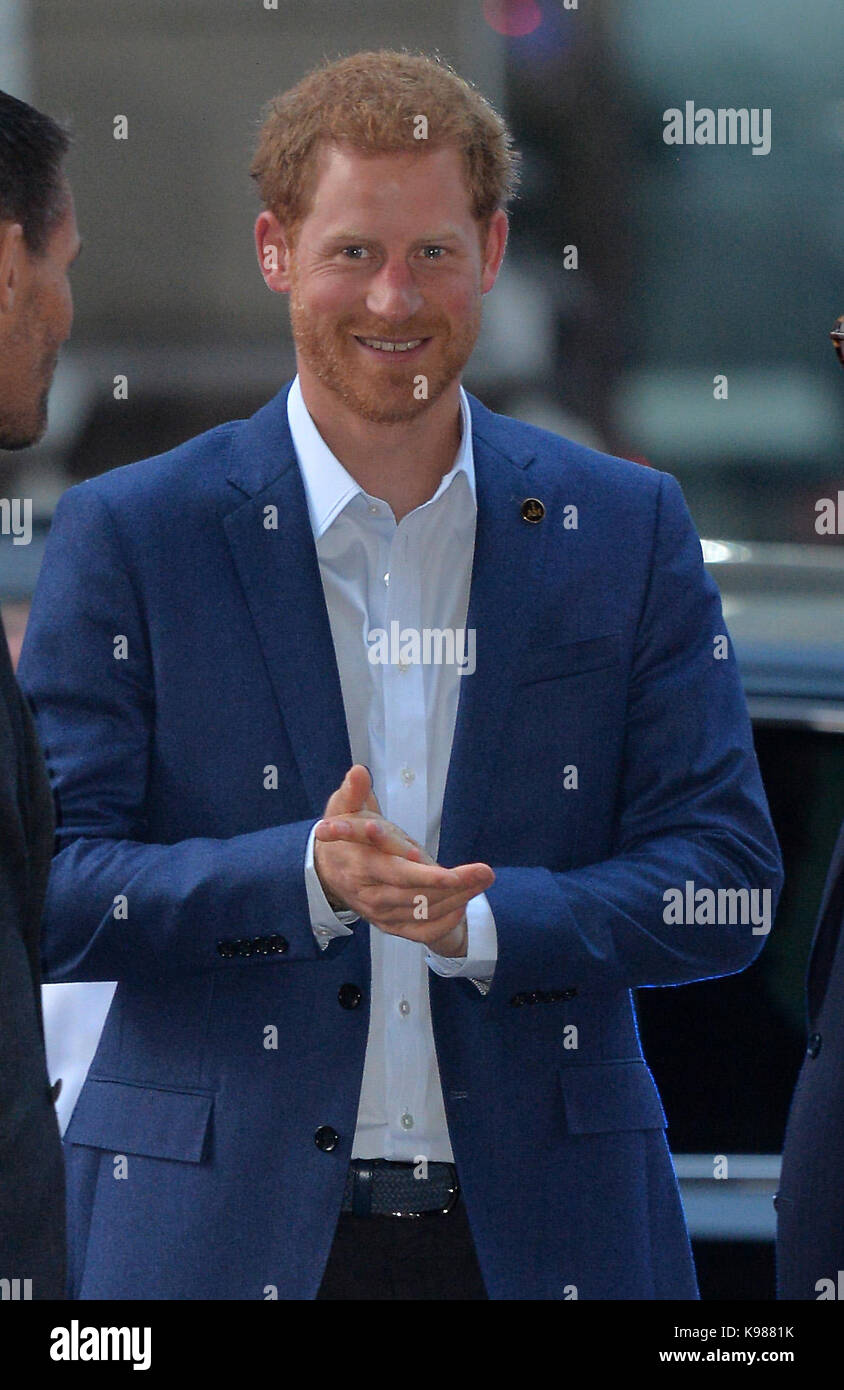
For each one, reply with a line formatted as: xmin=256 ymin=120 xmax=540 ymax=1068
xmin=480 ymin=208 xmax=508 ymax=295
xmin=0 ymin=221 xmax=26 ymax=316
xmin=254 ymin=210 xmax=295 ymax=293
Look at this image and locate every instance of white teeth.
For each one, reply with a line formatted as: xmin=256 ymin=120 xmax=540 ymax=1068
xmin=358 ymin=337 xmax=423 ymax=352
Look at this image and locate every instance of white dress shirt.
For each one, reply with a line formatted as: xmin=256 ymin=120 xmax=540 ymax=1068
xmin=288 ymin=375 xmax=497 ymax=1162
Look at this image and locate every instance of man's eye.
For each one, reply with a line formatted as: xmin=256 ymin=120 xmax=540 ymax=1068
xmin=341 ymin=246 xmax=369 ymax=259
xmin=421 ymin=246 xmax=446 ymax=260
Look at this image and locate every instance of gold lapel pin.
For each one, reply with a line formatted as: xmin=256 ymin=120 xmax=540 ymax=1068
xmin=521 ymin=497 xmax=546 ymax=523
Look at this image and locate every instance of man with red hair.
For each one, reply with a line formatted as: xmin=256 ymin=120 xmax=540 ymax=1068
xmin=20 ymin=51 xmax=780 ymax=1300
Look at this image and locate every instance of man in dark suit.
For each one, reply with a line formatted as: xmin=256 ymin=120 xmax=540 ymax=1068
xmin=0 ymin=89 xmax=80 ymax=1299
xmin=18 ymin=52 xmax=782 ymax=1300
xmin=776 ymin=316 xmax=844 ymax=1299
xmin=777 ymin=828 xmax=844 ymax=1298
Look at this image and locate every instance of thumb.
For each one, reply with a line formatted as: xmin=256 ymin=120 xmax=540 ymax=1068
xmin=323 ymin=764 xmax=379 ymax=817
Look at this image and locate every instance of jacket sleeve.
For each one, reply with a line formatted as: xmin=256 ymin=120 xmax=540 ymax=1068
xmin=483 ymin=472 xmax=784 ymax=1005
xmin=17 ymin=483 xmax=350 ymax=985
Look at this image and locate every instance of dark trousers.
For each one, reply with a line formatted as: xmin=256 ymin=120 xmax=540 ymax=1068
xmin=316 ymin=1192 xmax=489 ymax=1300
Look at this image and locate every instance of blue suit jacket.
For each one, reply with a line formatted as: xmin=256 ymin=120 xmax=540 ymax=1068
xmin=18 ymin=382 xmax=783 ymax=1300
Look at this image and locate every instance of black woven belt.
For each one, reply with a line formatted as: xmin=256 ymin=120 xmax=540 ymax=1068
xmin=341 ymin=1158 xmax=459 ymax=1217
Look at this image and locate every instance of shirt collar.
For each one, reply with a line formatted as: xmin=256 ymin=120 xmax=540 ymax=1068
xmin=287 ymin=373 xmax=476 ymax=541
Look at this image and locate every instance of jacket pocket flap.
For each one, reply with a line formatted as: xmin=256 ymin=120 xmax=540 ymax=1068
xmin=558 ymin=1060 xmax=667 ymax=1134
xmin=519 ymin=634 xmax=619 ymax=686
xmin=65 ymin=1078 xmax=214 ymax=1162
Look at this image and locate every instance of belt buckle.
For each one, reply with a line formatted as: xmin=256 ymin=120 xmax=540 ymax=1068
xmin=389 ymin=1162 xmax=460 ymax=1219
xmin=348 ymin=1159 xmax=460 ymax=1218
xmin=394 ymin=1181 xmax=460 ymax=1218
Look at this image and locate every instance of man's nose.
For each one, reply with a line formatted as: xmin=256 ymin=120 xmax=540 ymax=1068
xmin=365 ymin=259 xmax=423 ymax=321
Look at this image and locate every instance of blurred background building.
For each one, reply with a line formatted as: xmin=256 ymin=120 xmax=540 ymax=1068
xmin=2 ymin=0 xmax=844 ymax=1299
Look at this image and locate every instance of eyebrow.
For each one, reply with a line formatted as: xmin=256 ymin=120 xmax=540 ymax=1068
xmin=322 ymin=229 xmax=463 ymax=245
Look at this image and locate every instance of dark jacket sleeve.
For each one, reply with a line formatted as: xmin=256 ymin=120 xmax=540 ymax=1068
xmin=0 ymin=633 xmax=65 ymax=1298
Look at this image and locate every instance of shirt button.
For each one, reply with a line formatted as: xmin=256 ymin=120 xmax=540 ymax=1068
xmin=400 ymin=1112 xmax=414 ymax=1130
xmin=383 ymin=571 xmax=390 ymax=586
xmin=400 ymin=767 xmax=416 ymax=786
xmin=398 ymin=998 xmax=411 ymax=1017
xmin=368 ymin=503 xmax=380 ymax=515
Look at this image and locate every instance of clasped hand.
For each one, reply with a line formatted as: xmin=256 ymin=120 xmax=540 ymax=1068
xmin=313 ymin=765 xmax=494 ymax=957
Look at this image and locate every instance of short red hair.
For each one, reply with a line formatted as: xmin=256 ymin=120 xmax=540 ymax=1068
xmin=250 ymin=49 xmax=520 ymax=242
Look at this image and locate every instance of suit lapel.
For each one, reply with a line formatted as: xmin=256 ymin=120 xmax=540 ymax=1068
xmin=437 ymin=398 xmax=547 ymax=869
xmin=223 ymin=385 xmax=352 ymax=819
xmin=807 ymin=823 xmax=844 ymax=1023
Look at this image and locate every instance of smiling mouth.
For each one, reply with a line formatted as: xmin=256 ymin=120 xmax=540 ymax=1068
xmin=353 ymin=335 xmax=428 ymax=353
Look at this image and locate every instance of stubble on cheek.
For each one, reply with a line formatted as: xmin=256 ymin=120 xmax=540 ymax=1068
xmin=288 ymin=279 xmax=348 ymax=396
xmin=0 ymin=313 xmax=54 ymax=450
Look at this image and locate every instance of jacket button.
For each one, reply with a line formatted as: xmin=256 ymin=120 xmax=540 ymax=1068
xmin=314 ymin=1125 xmax=339 ymax=1152
xmin=807 ymin=1032 xmax=822 ymax=1059
xmin=338 ymin=983 xmax=362 ymax=1010
xmin=49 ymin=1078 xmax=62 ymax=1104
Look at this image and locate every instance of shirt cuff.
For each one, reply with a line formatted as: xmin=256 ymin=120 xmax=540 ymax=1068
xmin=426 ymin=892 xmax=497 ymax=988
xmin=305 ymin=821 xmax=360 ymax=951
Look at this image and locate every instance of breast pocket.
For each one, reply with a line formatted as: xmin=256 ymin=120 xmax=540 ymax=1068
xmin=518 ymin=634 xmax=620 ymax=688
xmin=65 ymin=1076 xmax=215 ymax=1163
